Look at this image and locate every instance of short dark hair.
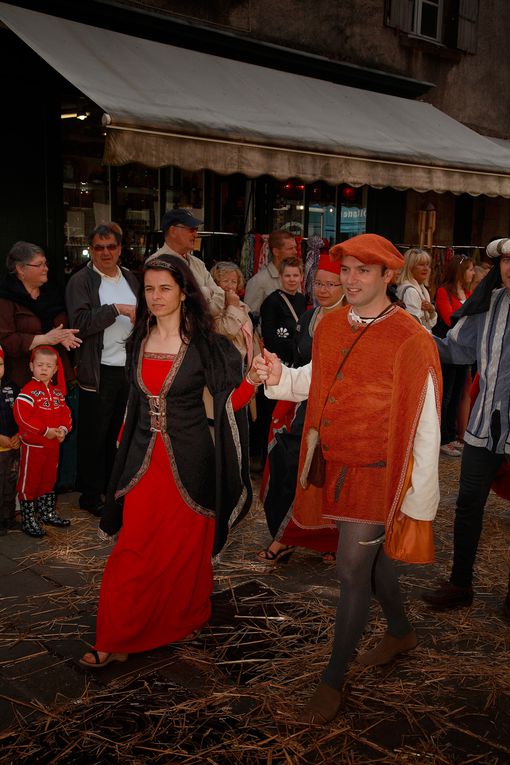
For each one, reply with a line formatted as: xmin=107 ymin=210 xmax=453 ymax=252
xmin=31 ymin=346 xmax=58 ymax=361
xmin=268 ymin=230 xmax=295 ymax=252
xmin=88 ymin=222 xmax=122 ymax=246
xmin=279 ymin=256 xmax=303 ymax=275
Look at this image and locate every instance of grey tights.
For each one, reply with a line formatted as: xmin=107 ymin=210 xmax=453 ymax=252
xmin=321 ymin=521 xmax=412 ymax=690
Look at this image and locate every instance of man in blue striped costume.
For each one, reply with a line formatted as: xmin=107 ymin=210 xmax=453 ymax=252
xmin=423 ymin=238 xmax=510 ymax=618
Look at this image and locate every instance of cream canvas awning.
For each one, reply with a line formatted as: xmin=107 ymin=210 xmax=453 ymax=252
xmin=2 ymin=2 xmax=510 ymax=197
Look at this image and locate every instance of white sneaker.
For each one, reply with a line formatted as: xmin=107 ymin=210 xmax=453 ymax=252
xmin=440 ymin=443 xmax=461 ymax=457
xmin=451 ymin=440 xmax=464 ymax=450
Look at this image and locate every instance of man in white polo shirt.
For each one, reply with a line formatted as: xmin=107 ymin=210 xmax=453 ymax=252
xmin=66 ymin=223 xmax=139 ymax=516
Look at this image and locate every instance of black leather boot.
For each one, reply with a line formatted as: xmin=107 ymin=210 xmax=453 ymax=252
xmin=37 ymin=493 xmax=71 ymax=528
xmin=422 ymin=579 xmax=473 ymax=609
xmin=20 ymin=499 xmax=45 ymax=538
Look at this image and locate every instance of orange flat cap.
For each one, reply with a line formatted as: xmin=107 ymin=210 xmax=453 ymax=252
xmin=329 ymin=234 xmax=404 ymax=270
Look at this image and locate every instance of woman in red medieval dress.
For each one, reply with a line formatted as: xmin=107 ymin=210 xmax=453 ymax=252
xmin=79 ymin=255 xmax=255 ymax=668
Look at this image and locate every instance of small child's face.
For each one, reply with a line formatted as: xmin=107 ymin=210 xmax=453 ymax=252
xmin=30 ymin=354 xmax=58 ymax=384
xmin=0 ymin=357 xmax=4 ymax=381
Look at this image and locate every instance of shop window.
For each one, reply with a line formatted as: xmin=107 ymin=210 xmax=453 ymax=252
xmin=164 ymin=167 xmax=203 ymax=220
xmin=271 ymin=180 xmax=367 ymax=244
xmin=272 ymin=179 xmax=305 ymax=235
xmin=338 ymin=186 xmax=367 ymax=242
xmin=114 ymin=164 xmax=159 ymax=269
xmin=308 ymin=182 xmax=336 ymax=240
xmin=307 ymin=183 xmax=366 ymax=244
xmin=62 ymin=160 xmax=109 ymax=275
xmin=62 ymin=96 xmax=109 ymax=275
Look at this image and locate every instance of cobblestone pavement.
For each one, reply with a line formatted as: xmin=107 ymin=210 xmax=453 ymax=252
xmin=0 ymin=455 xmax=509 ymax=764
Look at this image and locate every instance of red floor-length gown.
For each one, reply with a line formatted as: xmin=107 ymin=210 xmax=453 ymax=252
xmin=95 ymin=354 xmax=252 ymax=654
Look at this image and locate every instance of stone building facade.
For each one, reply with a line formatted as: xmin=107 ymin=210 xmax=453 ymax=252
xmin=0 ymin=0 xmax=508 ymax=274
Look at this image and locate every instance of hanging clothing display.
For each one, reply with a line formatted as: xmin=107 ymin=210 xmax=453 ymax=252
xmin=303 ymin=236 xmax=329 ymax=302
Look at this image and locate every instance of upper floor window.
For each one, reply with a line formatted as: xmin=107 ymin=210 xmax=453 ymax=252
xmin=385 ymin=0 xmax=479 ymax=52
xmin=413 ymin=0 xmax=443 ymax=41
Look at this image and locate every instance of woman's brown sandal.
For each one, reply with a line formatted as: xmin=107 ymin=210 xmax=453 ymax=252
xmin=79 ymin=649 xmax=128 ymax=669
xmin=257 ymin=544 xmax=295 ymax=564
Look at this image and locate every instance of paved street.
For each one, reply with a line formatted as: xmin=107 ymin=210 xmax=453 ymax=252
xmin=0 ymin=456 xmax=509 ymax=764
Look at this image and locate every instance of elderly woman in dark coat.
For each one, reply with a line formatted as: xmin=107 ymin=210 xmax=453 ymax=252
xmin=0 ymin=241 xmax=80 ymax=386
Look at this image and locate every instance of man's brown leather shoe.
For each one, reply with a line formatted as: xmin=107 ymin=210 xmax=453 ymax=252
xmin=422 ymin=579 xmax=473 ymax=610
xmin=356 ymin=629 xmax=417 ymax=666
xmin=295 ymin=683 xmax=344 ymax=725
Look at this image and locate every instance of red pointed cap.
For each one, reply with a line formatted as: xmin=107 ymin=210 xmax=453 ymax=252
xmin=317 ymin=253 xmax=341 ymax=275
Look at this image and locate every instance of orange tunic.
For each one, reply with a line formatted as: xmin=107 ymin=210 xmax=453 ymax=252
xmin=293 ymin=305 xmax=441 ymax=529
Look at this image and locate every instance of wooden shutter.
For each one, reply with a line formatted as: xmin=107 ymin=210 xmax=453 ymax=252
xmin=386 ymin=0 xmax=414 ymax=32
xmin=457 ymin=0 xmax=479 ymax=53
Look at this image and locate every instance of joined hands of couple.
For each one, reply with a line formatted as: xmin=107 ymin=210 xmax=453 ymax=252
xmin=250 ymin=349 xmax=283 ymax=387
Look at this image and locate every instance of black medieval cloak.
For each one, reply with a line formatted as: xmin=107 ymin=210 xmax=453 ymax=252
xmin=100 ymin=332 xmax=252 ymax=555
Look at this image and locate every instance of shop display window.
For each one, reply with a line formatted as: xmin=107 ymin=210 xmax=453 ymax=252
xmin=62 ymin=95 xmax=109 ymax=275
xmin=63 ymin=157 xmax=109 ymax=275
xmin=313 ymin=184 xmax=367 ymax=243
xmin=270 ymin=180 xmax=367 ymax=243
xmin=164 ymin=167 xmax=204 ymax=222
xmin=272 ymin=179 xmax=305 ymax=235
xmin=307 ymin=181 xmax=337 ymax=240
xmin=114 ymin=163 xmax=159 ymax=269
xmin=338 ymin=185 xmax=367 ymax=241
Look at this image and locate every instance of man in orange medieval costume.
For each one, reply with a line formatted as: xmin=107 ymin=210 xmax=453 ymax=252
xmin=254 ymin=234 xmax=442 ymax=724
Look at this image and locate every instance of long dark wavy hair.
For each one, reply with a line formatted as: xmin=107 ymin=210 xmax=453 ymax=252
xmin=126 ymin=255 xmax=216 ymax=377
xmin=441 ymin=254 xmax=474 ymax=299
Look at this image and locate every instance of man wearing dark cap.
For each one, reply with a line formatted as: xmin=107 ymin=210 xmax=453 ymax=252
xmin=422 ymin=238 xmax=510 ymax=617
xmin=253 ymin=233 xmax=442 ymax=724
xmin=147 ymin=209 xmax=224 ymax=315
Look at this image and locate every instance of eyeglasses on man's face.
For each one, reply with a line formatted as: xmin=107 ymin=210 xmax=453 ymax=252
xmin=313 ymin=280 xmax=341 ymax=290
xmin=24 ymin=260 xmax=48 ymax=269
xmin=172 ymin=225 xmax=198 ymax=233
xmin=91 ymin=243 xmax=120 ymax=253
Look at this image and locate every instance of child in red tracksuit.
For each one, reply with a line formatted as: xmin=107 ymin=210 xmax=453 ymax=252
xmin=14 ymin=346 xmax=72 ymax=538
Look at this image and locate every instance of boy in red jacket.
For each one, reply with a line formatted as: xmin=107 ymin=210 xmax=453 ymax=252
xmin=14 ymin=346 xmax=72 ymax=537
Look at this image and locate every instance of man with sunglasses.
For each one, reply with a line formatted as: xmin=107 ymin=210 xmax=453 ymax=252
xmin=66 ymin=223 xmax=140 ymax=516
xmin=146 ymin=209 xmax=224 ymax=315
